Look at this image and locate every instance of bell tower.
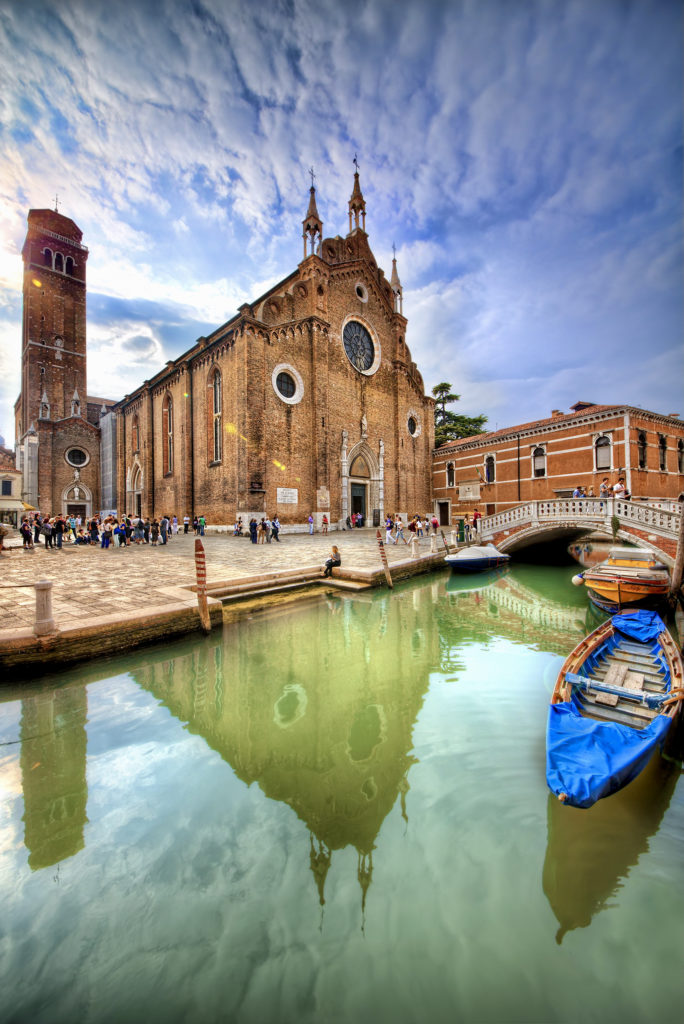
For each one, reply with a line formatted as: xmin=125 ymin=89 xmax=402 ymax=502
xmin=17 ymin=207 xmax=89 ymax=441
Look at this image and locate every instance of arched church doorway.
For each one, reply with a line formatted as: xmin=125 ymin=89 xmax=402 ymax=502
xmin=62 ymin=481 xmax=92 ymax=520
xmin=349 ymin=453 xmax=371 ymax=522
xmin=127 ymin=463 xmax=143 ymax=517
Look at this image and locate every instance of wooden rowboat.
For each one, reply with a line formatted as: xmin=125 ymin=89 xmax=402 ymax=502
xmin=546 ymin=610 xmax=684 ymax=808
xmin=572 ymin=547 xmax=669 ymax=608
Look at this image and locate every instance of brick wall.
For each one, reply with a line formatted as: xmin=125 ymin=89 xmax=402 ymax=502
xmin=118 ymin=229 xmax=435 ymax=524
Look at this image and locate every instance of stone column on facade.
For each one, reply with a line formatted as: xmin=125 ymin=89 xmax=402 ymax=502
xmin=378 ymin=439 xmax=385 ymax=523
xmin=623 ymin=412 xmax=632 ymax=498
xmin=341 ymin=430 xmax=348 ymax=526
xmin=24 ymin=430 xmax=39 ymax=509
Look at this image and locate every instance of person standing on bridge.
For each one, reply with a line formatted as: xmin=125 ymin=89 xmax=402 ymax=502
xmin=613 ymin=477 xmax=627 ymax=499
xmin=473 ymin=508 xmax=481 ymax=534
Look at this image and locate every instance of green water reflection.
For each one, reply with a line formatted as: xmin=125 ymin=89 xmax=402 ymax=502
xmin=0 ymin=564 xmax=682 ymax=1024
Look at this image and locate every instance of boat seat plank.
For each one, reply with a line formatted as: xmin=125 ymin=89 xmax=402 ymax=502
xmin=623 ymin=671 xmax=644 ymax=691
xmin=595 ymin=692 xmax=619 ymax=706
xmin=604 ymin=663 xmax=628 ymax=687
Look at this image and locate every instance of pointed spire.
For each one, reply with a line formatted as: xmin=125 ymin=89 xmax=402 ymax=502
xmin=390 ymin=244 xmax=403 ymax=314
xmin=348 ymin=155 xmax=366 ymax=233
xmin=309 ymin=834 xmax=332 ymax=906
xmin=302 ymin=168 xmax=323 ymax=259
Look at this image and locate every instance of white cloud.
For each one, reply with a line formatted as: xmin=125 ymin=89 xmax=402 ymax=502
xmin=0 ymin=0 xmax=680 ymax=441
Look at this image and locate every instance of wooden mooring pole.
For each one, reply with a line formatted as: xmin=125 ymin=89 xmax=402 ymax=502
xmin=376 ymin=530 xmax=393 ymax=589
xmin=194 ymin=538 xmax=212 ymax=633
xmin=669 ymin=506 xmax=684 ymax=605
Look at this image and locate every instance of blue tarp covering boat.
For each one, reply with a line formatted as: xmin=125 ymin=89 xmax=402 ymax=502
xmin=546 ymin=610 xmax=683 ymax=809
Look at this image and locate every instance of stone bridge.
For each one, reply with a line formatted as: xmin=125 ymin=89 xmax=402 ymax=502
xmin=479 ymin=498 xmax=681 ymax=567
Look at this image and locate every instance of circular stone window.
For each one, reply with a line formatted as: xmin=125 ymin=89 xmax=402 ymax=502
xmin=355 ymin=281 xmax=368 ymax=302
xmin=272 ymin=363 xmax=304 ymax=405
xmin=406 ymin=411 xmax=422 ymax=438
xmin=65 ymin=447 xmax=89 ymax=467
xmin=342 ymin=318 xmax=380 ymax=375
xmin=276 ymin=372 xmax=296 ymax=399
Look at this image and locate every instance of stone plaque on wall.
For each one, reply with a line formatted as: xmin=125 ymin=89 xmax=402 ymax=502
xmin=316 ymin=487 xmax=330 ymax=509
xmin=277 ymin=487 xmax=298 ymax=504
xmin=459 ymin=481 xmax=481 ymax=500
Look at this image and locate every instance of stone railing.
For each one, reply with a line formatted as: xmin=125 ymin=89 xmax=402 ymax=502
xmin=479 ymin=498 xmax=680 ymax=540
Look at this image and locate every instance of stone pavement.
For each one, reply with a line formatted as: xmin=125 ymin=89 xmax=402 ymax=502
xmin=0 ymin=528 xmax=446 ymax=633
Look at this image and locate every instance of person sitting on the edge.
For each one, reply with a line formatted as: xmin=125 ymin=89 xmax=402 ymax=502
xmin=323 ymin=545 xmax=341 ymax=578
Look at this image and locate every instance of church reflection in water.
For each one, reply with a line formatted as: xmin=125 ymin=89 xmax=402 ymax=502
xmin=132 ymin=589 xmax=439 ymax=908
xmin=19 ymin=686 xmax=88 ymax=871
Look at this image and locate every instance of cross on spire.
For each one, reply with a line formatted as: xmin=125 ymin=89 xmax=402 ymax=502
xmin=353 ymin=153 xmax=360 ymax=173
xmin=54 ymin=193 xmax=59 ymax=212
xmin=392 ymin=242 xmax=396 ymax=260
xmin=309 ymin=166 xmax=316 ymax=187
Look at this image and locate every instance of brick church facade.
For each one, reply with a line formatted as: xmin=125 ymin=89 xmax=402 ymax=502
xmin=116 ymin=171 xmax=434 ymax=528
xmin=14 ymin=172 xmax=435 ymax=527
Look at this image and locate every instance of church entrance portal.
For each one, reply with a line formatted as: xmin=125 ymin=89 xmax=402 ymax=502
xmin=351 ymin=483 xmax=366 ymax=520
xmin=67 ymin=504 xmax=87 ymax=520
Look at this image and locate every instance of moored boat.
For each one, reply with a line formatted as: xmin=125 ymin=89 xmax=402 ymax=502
xmin=444 ymin=544 xmax=510 ymax=574
xmin=571 ymin=546 xmax=669 ymax=609
xmin=546 ymin=610 xmax=684 ymax=809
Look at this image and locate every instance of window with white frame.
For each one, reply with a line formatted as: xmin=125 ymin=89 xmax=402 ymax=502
xmin=594 ymin=435 xmax=611 ymax=471
xmin=484 ymin=455 xmax=495 ymax=483
xmin=532 ymin=446 xmax=546 ymax=477
xmin=446 ymin=462 xmax=455 ymax=488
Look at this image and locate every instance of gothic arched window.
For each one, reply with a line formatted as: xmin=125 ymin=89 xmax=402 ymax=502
xmin=637 ymin=431 xmax=647 ymax=469
xmin=132 ymin=415 xmax=140 ymax=453
xmin=43 ymin=248 xmax=52 ymax=267
xmin=485 ymin=455 xmax=495 ymax=483
xmin=678 ymin=440 xmax=684 ymax=474
xmin=446 ymin=463 xmax=455 ymax=488
xmin=54 ymin=252 xmax=63 ymax=272
xmin=163 ymin=394 xmax=174 ymax=475
xmin=65 ymin=256 xmax=74 ymax=275
xmin=659 ymin=434 xmax=667 ymax=472
xmin=595 ymin=435 xmax=611 ymax=471
xmin=210 ymin=370 xmax=222 ymax=463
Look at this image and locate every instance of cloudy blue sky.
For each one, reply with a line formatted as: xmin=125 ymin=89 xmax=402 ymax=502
xmin=0 ymin=0 xmax=681 ymax=444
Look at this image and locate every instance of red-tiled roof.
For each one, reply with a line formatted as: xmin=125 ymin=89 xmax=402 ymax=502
xmin=436 ymin=404 xmax=624 ymax=451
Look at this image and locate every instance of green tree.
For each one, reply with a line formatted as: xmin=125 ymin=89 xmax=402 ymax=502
xmin=432 ymin=382 xmax=488 ymax=447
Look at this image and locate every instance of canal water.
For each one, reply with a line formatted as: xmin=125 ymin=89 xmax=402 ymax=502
xmin=1 ymin=562 xmax=682 ymax=1024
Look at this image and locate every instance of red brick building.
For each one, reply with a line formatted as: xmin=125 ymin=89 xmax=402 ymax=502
xmin=13 ymin=209 xmax=116 ymax=519
xmin=433 ymin=402 xmax=684 ymax=525
xmin=116 ymin=171 xmax=434 ymax=528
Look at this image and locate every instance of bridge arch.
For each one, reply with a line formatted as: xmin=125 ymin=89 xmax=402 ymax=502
xmin=479 ymin=498 xmax=680 ymax=567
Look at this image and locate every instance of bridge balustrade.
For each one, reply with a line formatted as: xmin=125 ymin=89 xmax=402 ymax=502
xmin=479 ymin=497 xmax=680 ymax=540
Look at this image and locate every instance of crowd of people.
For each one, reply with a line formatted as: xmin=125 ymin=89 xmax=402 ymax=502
xmin=573 ymin=476 xmax=630 ymax=500
xmin=17 ymin=512 xmax=209 ymax=550
xmin=384 ymin=512 xmax=444 ymax=545
xmin=239 ymin=516 xmax=281 ymax=543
